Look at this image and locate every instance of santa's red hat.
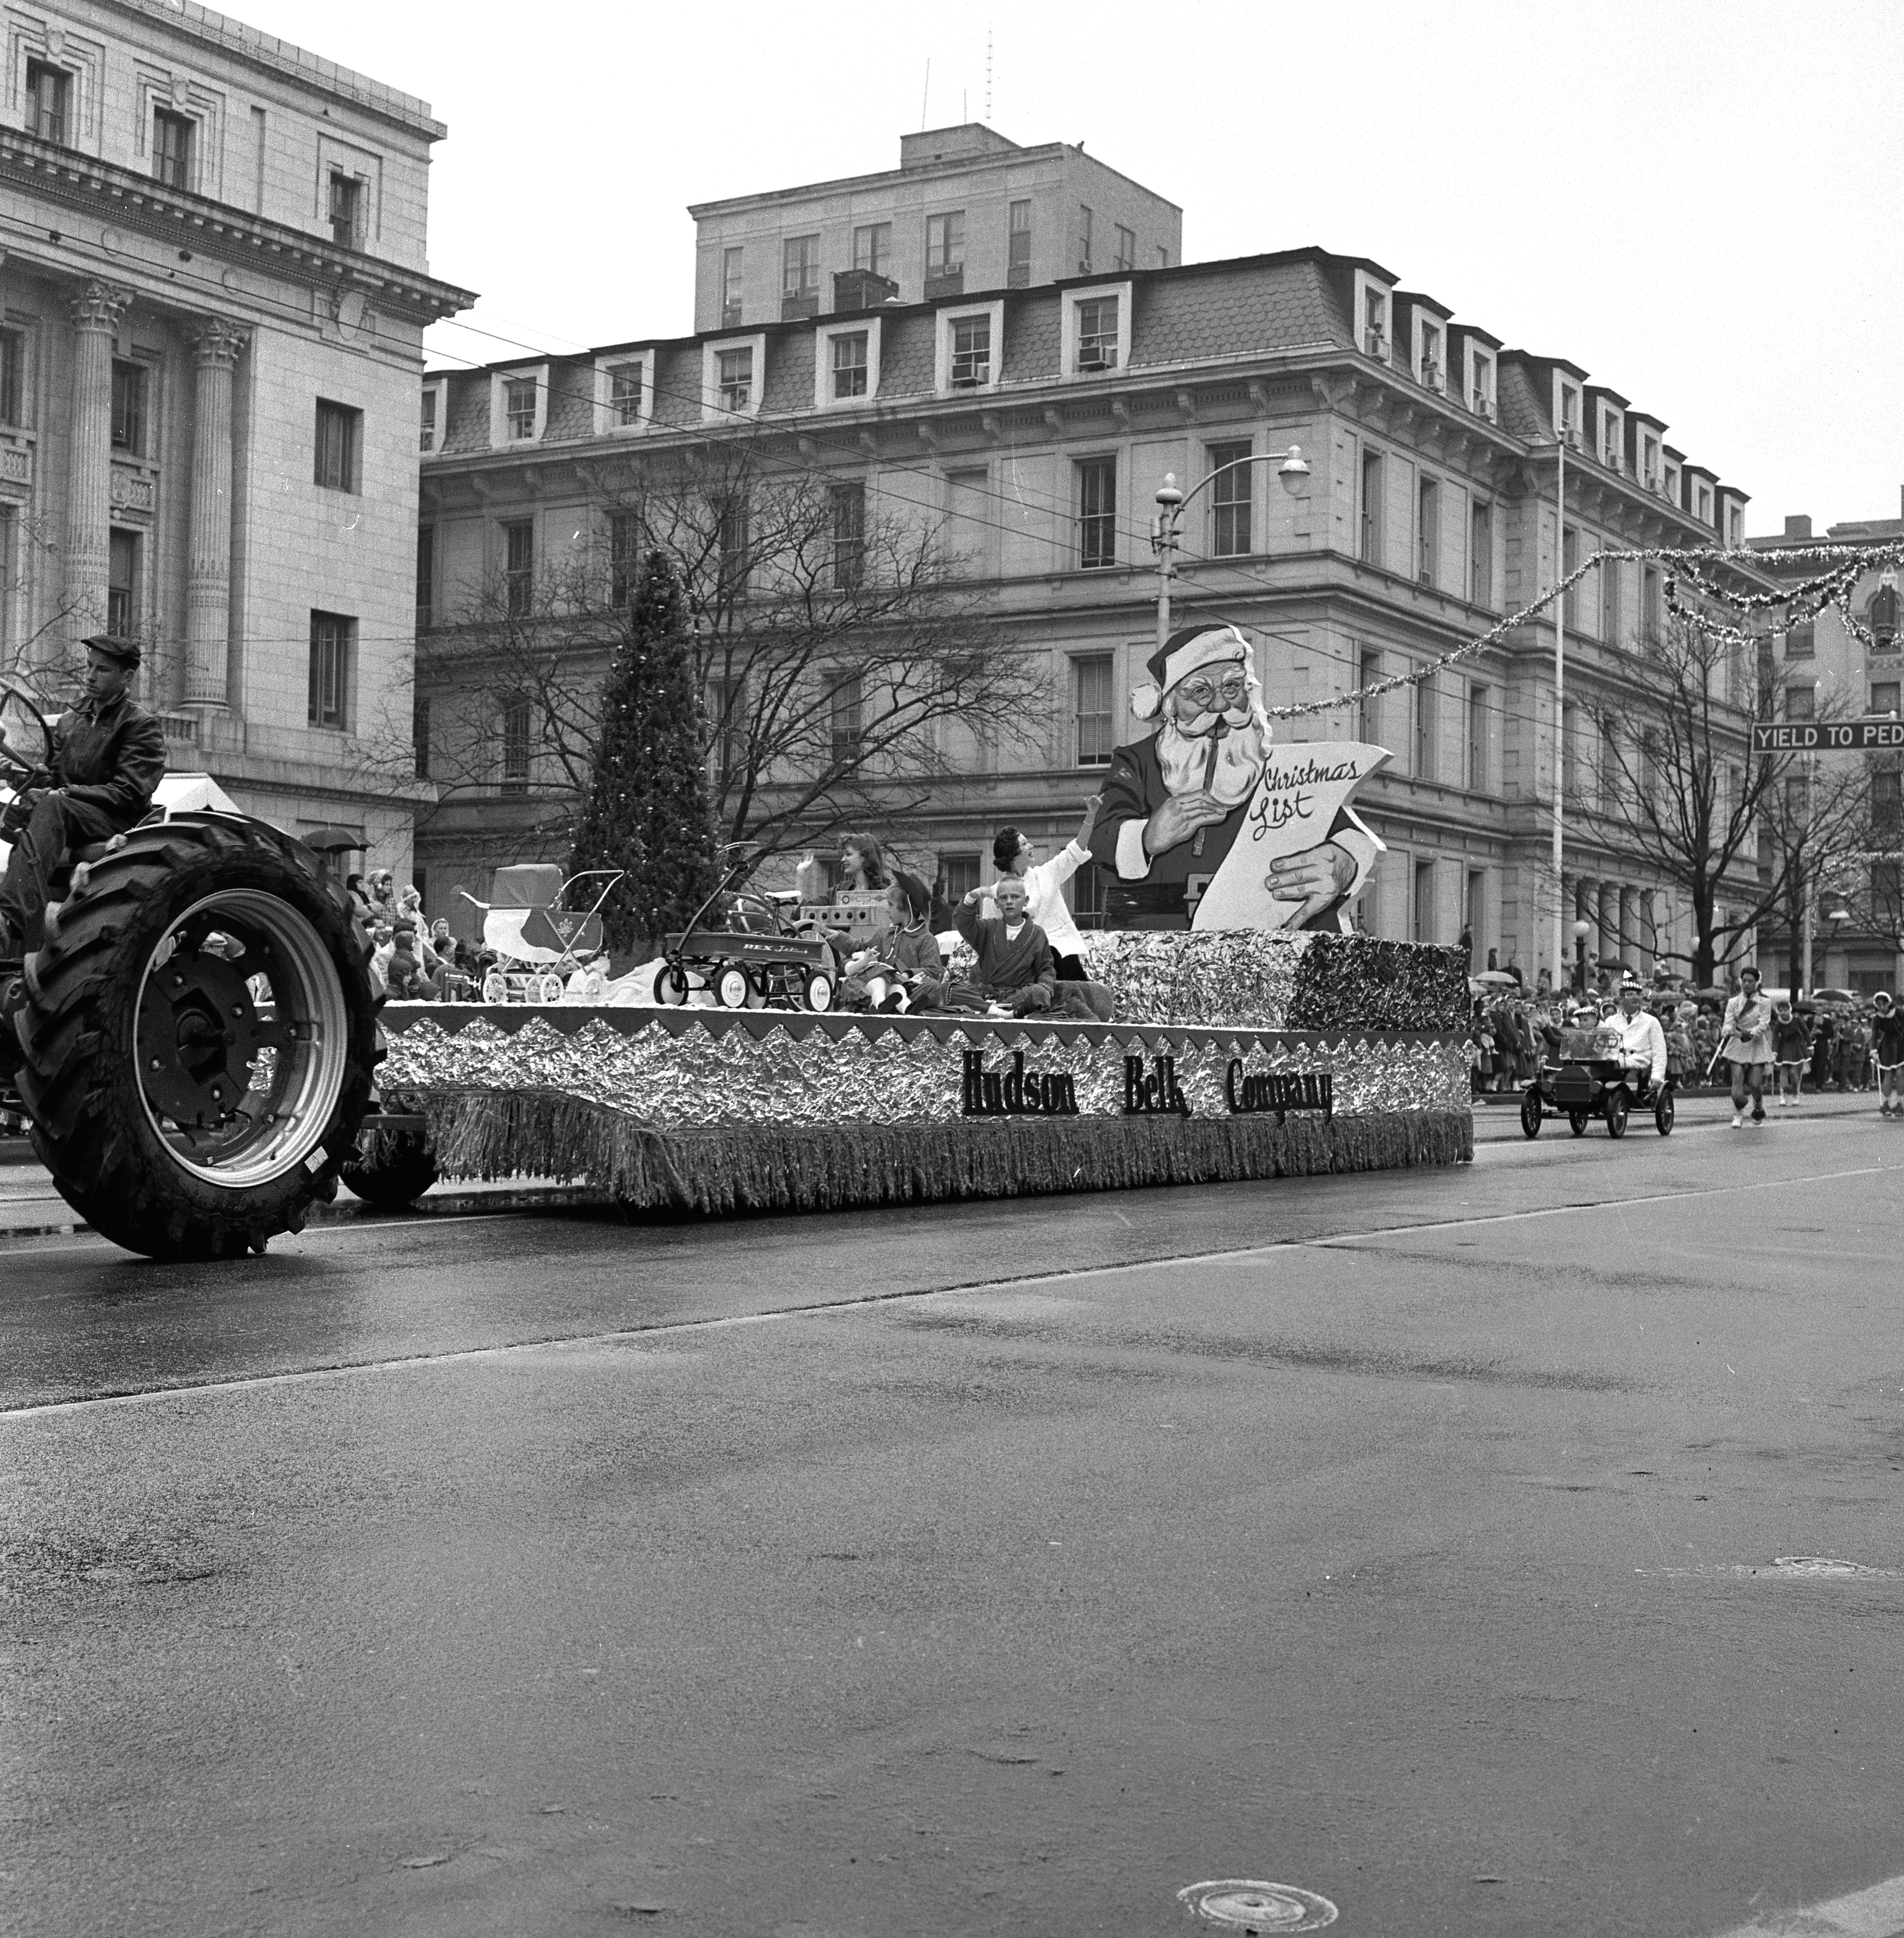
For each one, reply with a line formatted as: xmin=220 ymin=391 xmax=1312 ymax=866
xmin=1130 ymin=622 xmax=1253 ymax=721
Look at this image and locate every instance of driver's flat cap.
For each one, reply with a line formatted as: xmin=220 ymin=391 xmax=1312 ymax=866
xmin=81 ymin=632 xmax=142 ymax=667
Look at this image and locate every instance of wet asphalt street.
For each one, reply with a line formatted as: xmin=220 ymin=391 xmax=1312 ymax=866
xmin=4 ymin=1102 xmax=1904 ymax=1938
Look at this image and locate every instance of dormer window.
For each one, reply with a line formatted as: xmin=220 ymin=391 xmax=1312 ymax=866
xmin=1726 ymin=505 xmax=1743 ymax=548
xmin=815 ymin=318 xmax=881 ymax=409
xmin=1467 ymin=347 xmax=1495 ymax=420
xmin=1363 ymin=288 xmax=1387 ymax=358
xmin=1639 ymin=432 xmax=1661 ymax=491
xmin=1600 ymin=407 xmax=1623 ymax=471
xmin=1663 ymin=457 xmax=1681 ymax=504
xmin=951 ymin=314 xmax=990 ymax=386
xmin=504 ymin=377 xmax=536 ymax=440
xmin=489 ymin=367 xmax=548 ymax=449
xmin=419 ymin=384 xmax=439 ymax=454
xmin=1417 ymin=319 xmax=1444 ymax=393
xmin=1060 ymin=285 xmax=1131 ymax=380
xmin=936 ymin=302 xmax=1003 ymax=394
xmin=1076 ymin=297 xmax=1119 ymax=371
xmin=1693 ymin=481 xmax=1713 ymax=525
xmin=1556 ymin=378 xmax=1583 ymax=448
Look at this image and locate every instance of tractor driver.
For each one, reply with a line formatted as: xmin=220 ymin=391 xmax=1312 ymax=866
xmin=1604 ymin=973 xmax=1668 ymax=1095
xmin=0 ymin=634 xmax=166 ymax=958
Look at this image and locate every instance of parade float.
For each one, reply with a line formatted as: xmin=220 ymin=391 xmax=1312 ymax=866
xmin=367 ymin=626 xmax=1475 ymax=1216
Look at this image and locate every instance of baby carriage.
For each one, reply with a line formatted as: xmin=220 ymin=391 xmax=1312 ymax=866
xmin=457 ymin=864 xmax=623 ymax=1004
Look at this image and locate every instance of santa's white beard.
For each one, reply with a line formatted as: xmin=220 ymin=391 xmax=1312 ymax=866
xmin=1156 ymin=711 xmax=1267 ymax=805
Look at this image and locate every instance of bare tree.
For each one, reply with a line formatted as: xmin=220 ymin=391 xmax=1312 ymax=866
xmin=1583 ymin=615 xmax=1829 ymax=985
xmin=413 ymin=445 xmax=1045 ymax=877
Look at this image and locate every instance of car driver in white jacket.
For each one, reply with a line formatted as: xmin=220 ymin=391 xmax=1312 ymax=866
xmin=1605 ymin=975 xmax=1668 ymax=1091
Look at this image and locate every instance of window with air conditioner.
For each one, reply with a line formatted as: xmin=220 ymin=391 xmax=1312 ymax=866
xmin=950 ymin=314 xmax=990 ymax=387
xmin=925 ymin=211 xmax=966 ymax=296
xmin=1418 ymin=477 xmax=1440 ymax=587
xmin=1557 ymin=380 xmax=1583 ymax=447
xmin=1076 ymin=297 xmax=1119 ymax=370
xmin=1361 ymin=285 xmax=1388 ymax=359
xmin=1418 ymin=319 xmax=1444 ymax=392
xmin=1468 ymin=348 xmax=1495 ymax=418
xmin=1601 ymin=409 xmax=1623 ymax=470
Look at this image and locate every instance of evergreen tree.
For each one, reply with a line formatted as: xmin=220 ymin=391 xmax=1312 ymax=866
xmin=569 ymin=550 xmax=720 ymax=958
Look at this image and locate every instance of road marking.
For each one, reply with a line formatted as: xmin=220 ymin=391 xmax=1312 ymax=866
xmin=5 ymin=1156 xmax=1900 ymax=1422
xmin=1709 ymin=1870 xmax=1904 ymax=1937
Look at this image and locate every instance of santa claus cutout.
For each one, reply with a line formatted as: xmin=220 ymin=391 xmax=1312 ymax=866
xmin=1085 ymin=622 xmax=1388 ymax=932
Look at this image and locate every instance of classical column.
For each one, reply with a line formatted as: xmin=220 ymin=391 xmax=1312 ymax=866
xmin=64 ymin=280 xmax=135 ymax=644
xmin=1618 ymin=885 xmax=1638 ymax=969
xmin=1597 ymin=881 xmax=1618 ymax=974
xmin=185 ymin=318 xmax=249 ymax=706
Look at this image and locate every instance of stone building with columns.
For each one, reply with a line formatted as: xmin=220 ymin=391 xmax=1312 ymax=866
xmin=0 ymin=0 xmax=471 ymax=872
xmin=418 ymin=239 xmax=1775 ymax=987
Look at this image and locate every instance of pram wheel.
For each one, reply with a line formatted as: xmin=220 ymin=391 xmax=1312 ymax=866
xmin=481 ymin=970 xmax=508 ymax=1004
xmin=534 ymin=973 xmax=563 ymax=1005
xmin=1519 ymin=1088 xmax=1543 ymax=1139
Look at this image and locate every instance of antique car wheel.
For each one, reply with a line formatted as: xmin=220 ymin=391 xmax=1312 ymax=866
xmin=1568 ymin=1109 xmax=1589 ymax=1137
xmin=1519 ymin=1088 xmax=1543 ymax=1139
xmin=1655 ymin=1088 xmax=1676 ymax=1136
xmin=1606 ymin=1089 xmax=1630 ymax=1139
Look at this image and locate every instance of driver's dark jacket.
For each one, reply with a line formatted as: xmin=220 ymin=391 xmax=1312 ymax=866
xmin=48 ymin=689 xmax=167 ymax=827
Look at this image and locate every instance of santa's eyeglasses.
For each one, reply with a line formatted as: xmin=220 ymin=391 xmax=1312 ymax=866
xmin=1176 ymin=670 xmax=1250 ymax=707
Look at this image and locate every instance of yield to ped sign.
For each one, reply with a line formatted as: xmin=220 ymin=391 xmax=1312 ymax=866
xmin=1752 ymin=718 xmax=1904 ymax=753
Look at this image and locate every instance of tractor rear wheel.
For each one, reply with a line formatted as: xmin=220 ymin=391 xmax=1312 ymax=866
xmin=10 ymin=815 xmax=376 ymax=1260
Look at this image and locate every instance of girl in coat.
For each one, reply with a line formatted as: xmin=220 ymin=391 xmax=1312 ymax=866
xmin=1771 ymin=1000 xmax=1811 ymax=1107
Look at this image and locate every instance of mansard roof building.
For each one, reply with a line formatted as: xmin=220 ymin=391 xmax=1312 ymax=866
xmin=418 ymin=244 xmax=1775 ymax=986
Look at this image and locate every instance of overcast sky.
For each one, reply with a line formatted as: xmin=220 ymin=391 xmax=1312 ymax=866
xmin=236 ymin=0 xmax=1904 ymax=535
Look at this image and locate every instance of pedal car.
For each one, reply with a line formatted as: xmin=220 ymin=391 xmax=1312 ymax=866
xmin=457 ymin=864 xmax=622 ymax=1004
xmin=1520 ymin=1025 xmax=1675 ymax=1139
xmin=656 ymin=887 xmax=836 ymax=1012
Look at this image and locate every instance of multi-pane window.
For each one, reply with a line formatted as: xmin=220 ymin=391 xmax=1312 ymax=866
xmin=1418 ymin=477 xmax=1440 ymax=587
xmin=781 ymin=234 xmax=820 ymax=314
xmin=720 ymin=246 xmax=744 ymax=328
xmin=718 ymin=495 xmax=750 ymax=589
xmin=706 ymin=676 xmax=746 ymax=783
xmin=419 ymin=386 xmax=437 ymax=452
xmin=1643 ymin=564 xmax=1664 ymax=643
xmin=1558 ymin=382 xmax=1583 ymax=446
xmin=25 ymin=60 xmax=69 ymax=144
xmin=829 ymin=672 xmax=863 ymax=763
xmin=1469 ymin=500 xmax=1493 ymax=606
xmin=327 ymin=171 xmax=362 ymax=249
xmin=1470 ymin=350 xmax=1494 ymax=417
xmin=0 ymin=328 xmax=24 ymax=426
xmin=1362 ymin=287 xmax=1386 ymax=357
xmin=1073 ymin=654 xmax=1115 ymax=767
xmin=1870 ymin=680 xmax=1901 ymax=717
xmin=939 ymin=852 xmax=980 ymax=904
xmin=1413 ymin=671 xmax=1437 ymax=780
xmin=949 ymin=313 xmax=991 ymax=387
xmin=110 ymin=360 xmax=147 ymax=456
xmin=830 ymin=482 xmax=866 ymax=590
xmin=1466 ymin=683 xmax=1489 ymax=792
xmin=1360 ymin=450 xmax=1383 ymax=563
xmin=501 ymin=699 xmax=531 ymax=793
xmin=1785 ymin=684 xmax=1816 ymax=722
xmin=502 ymin=519 xmax=534 ymax=618
xmin=716 ymin=347 xmax=752 ymax=413
xmin=308 ymin=611 xmax=354 ymax=729
xmin=314 ymin=399 xmax=361 ymax=492
xmin=1419 ymin=320 xmax=1443 ymax=390
xmin=1876 ymin=767 xmax=1903 ymax=833
xmin=415 ymin=525 xmax=434 ymax=630
xmin=1602 ymin=413 xmax=1623 ymax=469
xmin=503 ymin=376 xmax=537 ymax=440
xmin=1207 ymin=441 xmax=1252 ymax=557
xmin=925 ymin=211 xmax=966 ymax=290
xmin=1113 ymin=224 xmax=1135 ymax=273
xmin=1356 ymin=647 xmax=1382 ymax=743
xmin=412 ymin=696 xmax=430 ymax=780
xmin=1784 ymin=616 xmax=1814 ymax=657
xmin=1075 ymin=297 xmax=1119 ymax=370
xmin=152 ymin=109 xmax=193 ymax=189
xmin=852 ymin=223 xmax=890 ymax=278
xmin=608 ymin=514 xmax=636 ymax=608
xmin=607 ymin=361 xmax=644 ymax=426
xmin=1007 ymin=200 xmax=1031 ymax=287
xmin=107 ymin=530 xmax=139 ymax=636
xmin=1076 ymin=456 xmax=1116 ymax=570
xmin=831 ymin=331 xmax=869 ymax=400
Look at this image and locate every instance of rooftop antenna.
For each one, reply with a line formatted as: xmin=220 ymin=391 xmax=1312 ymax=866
xmin=920 ymin=59 xmax=930 ymax=131
xmin=985 ymin=28 xmax=993 ymax=121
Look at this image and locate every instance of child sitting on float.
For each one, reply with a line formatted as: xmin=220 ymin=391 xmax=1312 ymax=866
xmin=839 ymin=870 xmax=943 ymax=1014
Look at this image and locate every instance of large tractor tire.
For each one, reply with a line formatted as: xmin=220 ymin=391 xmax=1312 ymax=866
xmin=10 ymin=814 xmax=377 ymax=1260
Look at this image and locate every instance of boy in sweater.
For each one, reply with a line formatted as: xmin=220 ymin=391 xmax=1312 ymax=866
xmin=949 ymin=875 xmax=1056 ymax=1016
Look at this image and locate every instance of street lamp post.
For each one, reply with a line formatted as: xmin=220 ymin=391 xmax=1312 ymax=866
xmin=1572 ymin=917 xmax=1590 ymax=995
xmin=1550 ymin=435 xmax=1568 ymax=1000
xmin=1152 ymin=448 xmax=1311 ymax=655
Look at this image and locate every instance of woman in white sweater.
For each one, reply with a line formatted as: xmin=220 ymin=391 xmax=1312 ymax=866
xmin=988 ymin=796 xmax=1101 ymax=980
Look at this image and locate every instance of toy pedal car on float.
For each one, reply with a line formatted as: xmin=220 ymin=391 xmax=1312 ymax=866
xmin=457 ymin=863 xmax=621 ymax=1003
xmin=1519 ymin=1025 xmax=1675 ymax=1140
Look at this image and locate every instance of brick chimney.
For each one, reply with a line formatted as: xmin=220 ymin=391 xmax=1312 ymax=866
xmin=1784 ymin=514 xmax=1812 ymax=540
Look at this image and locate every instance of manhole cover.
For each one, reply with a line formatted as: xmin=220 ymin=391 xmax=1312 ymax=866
xmin=1178 ymin=1880 xmax=1338 ymax=1931
xmin=1771 ymin=1556 xmax=1890 ymax=1578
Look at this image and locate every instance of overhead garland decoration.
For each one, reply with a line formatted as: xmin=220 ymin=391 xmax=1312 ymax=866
xmin=1260 ymin=539 xmax=1904 ymax=723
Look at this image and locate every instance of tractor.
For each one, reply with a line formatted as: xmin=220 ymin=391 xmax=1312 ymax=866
xmin=0 ymin=677 xmax=427 ymax=1258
